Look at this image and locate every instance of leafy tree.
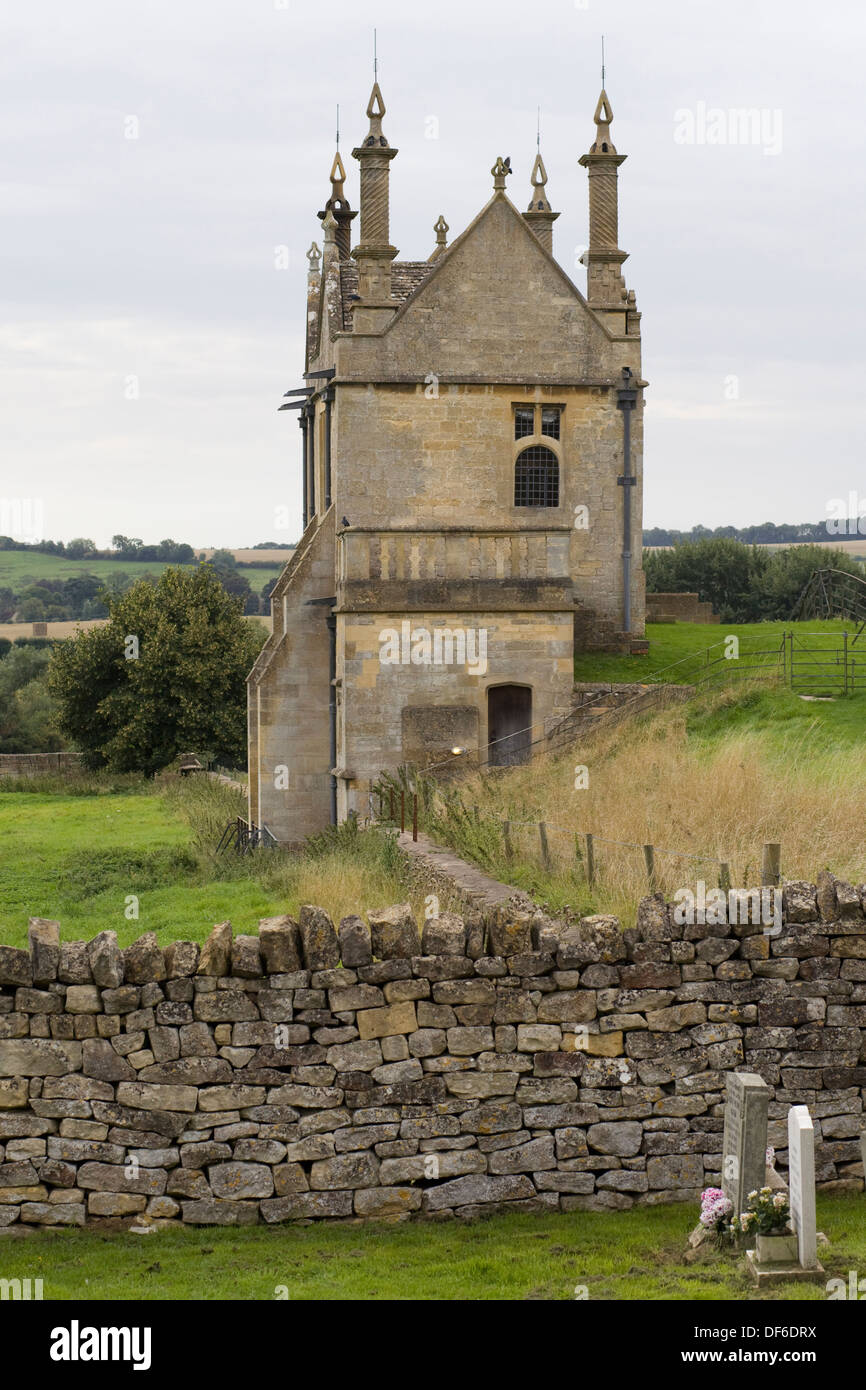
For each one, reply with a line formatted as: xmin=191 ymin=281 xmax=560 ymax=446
xmin=208 ymin=548 xmax=237 ymax=570
xmin=48 ymin=566 xmax=266 ymax=774
xmin=643 ymin=538 xmax=864 ymax=622
xmin=760 ymin=543 xmax=863 ymax=619
xmin=65 ymin=538 xmax=96 ymax=559
xmin=0 ymin=646 xmax=64 ymax=752
xmin=644 ymin=539 xmax=769 ymax=622
xmin=112 ymin=535 xmax=142 ymax=555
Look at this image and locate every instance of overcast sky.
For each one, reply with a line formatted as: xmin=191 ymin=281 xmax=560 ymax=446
xmin=3 ymin=0 xmax=864 ymax=548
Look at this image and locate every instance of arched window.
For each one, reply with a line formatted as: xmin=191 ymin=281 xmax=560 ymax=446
xmin=514 ymin=446 xmax=559 ymax=507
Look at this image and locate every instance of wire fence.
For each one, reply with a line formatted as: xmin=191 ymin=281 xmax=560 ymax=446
xmin=374 ymin=780 xmax=784 ymax=898
xmin=370 ymin=628 xmax=862 ymax=899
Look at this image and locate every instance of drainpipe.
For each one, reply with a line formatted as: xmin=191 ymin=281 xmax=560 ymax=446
xmin=327 ymin=611 xmax=337 ymax=825
xmin=307 ymin=401 xmax=316 ymax=521
xmin=616 ymin=367 xmax=639 ymax=635
xmin=323 ymin=387 xmax=334 ymax=510
xmin=299 ymin=409 xmax=309 ymax=530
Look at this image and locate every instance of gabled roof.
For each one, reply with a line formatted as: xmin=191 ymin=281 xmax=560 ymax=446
xmin=379 ymin=192 xmax=611 ymax=339
xmin=337 ymin=261 xmax=435 ymax=331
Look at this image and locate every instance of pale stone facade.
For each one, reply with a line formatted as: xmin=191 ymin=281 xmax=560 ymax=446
xmin=248 ymin=83 xmax=646 ymax=843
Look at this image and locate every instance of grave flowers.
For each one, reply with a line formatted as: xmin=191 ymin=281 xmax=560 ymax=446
xmin=698 ymin=1188 xmax=734 ymax=1247
xmin=738 ymin=1187 xmax=797 ymax=1263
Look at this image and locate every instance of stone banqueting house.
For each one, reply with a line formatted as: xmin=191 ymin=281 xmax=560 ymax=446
xmin=0 ymin=871 xmax=863 ymax=1230
xmin=248 ymin=79 xmax=647 ymax=845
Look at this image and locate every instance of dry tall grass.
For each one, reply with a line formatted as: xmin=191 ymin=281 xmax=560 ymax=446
xmin=419 ymin=685 xmax=866 ymax=923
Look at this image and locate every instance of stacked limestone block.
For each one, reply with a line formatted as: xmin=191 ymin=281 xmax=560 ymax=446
xmin=0 ymin=871 xmax=864 ymax=1228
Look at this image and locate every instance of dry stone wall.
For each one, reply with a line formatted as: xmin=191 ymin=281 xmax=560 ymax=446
xmin=0 ymin=872 xmax=864 ymax=1229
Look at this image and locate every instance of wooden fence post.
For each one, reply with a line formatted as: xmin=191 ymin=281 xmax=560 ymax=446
xmin=719 ymin=861 xmax=731 ymax=893
xmin=762 ymin=842 xmax=781 ymax=887
xmin=539 ymin=822 xmax=552 ymax=871
xmin=502 ymin=821 xmax=513 ymax=860
xmin=643 ymin=844 xmax=656 ymax=893
xmin=586 ymin=833 xmax=595 ymax=888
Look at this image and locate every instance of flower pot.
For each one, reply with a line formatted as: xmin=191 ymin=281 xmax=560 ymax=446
xmin=755 ymin=1232 xmax=798 ymax=1264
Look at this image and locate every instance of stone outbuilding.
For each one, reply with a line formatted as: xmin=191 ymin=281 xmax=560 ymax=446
xmin=248 ymin=82 xmax=647 ymax=843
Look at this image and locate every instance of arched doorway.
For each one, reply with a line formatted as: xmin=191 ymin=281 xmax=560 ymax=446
xmin=487 ymin=685 xmax=532 ymax=766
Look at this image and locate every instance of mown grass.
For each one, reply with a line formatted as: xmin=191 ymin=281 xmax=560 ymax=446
xmin=573 ymin=618 xmax=856 ymax=683
xmin=0 ymin=775 xmax=419 ymax=947
xmin=1 ymin=1194 xmax=863 ymax=1301
xmin=414 ymin=680 xmax=866 ymax=922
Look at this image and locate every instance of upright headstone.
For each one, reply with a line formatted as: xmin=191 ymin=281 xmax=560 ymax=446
xmin=722 ymin=1071 xmax=770 ymax=1216
xmin=788 ymin=1105 xmax=818 ymax=1270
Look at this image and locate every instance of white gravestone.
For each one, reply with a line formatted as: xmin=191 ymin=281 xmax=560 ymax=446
xmin=787 ymin=1105 xmax=818 ymax=1270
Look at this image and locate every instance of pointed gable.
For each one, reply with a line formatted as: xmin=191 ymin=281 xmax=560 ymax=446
xmin=338 ymin=195 xmax=619 ymax=383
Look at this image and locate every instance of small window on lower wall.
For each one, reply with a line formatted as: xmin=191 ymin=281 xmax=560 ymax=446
xmin=514 ymin=445 xmax=559 ymax=507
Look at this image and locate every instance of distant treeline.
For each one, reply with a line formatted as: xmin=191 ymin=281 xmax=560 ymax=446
xmin=0 ymin=535 xmax=297 ymax=563
xmin=644 ymin=520 xmax=865 ymax=548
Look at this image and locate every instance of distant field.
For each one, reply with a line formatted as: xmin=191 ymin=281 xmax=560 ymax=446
xmin=0 ymin=550 xmax=286 ymax=590
xmin=0 ymin=614 xmax=270 ymax=640
xmin=197 ymin=548 xmax=295 ymax=565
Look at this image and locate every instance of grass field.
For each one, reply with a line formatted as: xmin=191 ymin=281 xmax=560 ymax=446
xmin=415 ymin=678 xmax=866 ymax=921
xmin=573 ymin=618 xmax=856 ymax=682
xmin=0 ymin=550 xmax=284 ymax=593
xmin=0 ymin=1194 xmax=862 ymax=1300
xmin=0 ymin=777 xmax=418 ymax=947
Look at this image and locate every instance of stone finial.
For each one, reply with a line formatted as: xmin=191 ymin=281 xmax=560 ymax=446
xmin=329 ymin=150 xmax=348 ymax=201
xmin=429 ymin=213 xmax=449 ymax=262
xmin=527 ymin=152 xmax=552 ymax=213
xmin=306 ymin=241 xmax=321 ymax=274
xmin=362 ymin=80 xmax=389 ymax=147
xmin=318 ymin=149 xmax=357 ymax=260
xmin=321 ymin=208 xmax=337 ymax=247
xmin=523 ymin=152 xmax=559 ymax=253
xmin=589 ymin=89 xmax=617 ymax=155
xmin=351 ymin=81 xmax=399 ymax=321
xmin=491 ymin=155 xmax=511 ymax=192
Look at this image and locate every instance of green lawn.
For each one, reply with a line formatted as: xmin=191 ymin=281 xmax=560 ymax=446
xmin=0 ymin=780 xmax=417 ymax=947
xmin=574 ymin=618 xmax=858 ymax=683
xmin=1 ymin=1195 xmax=862 ymax=1301
xmin=0 ymin=789 xmax=258 ymax=948
xmin=0 ymin=550 xmax=283 ymax=592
